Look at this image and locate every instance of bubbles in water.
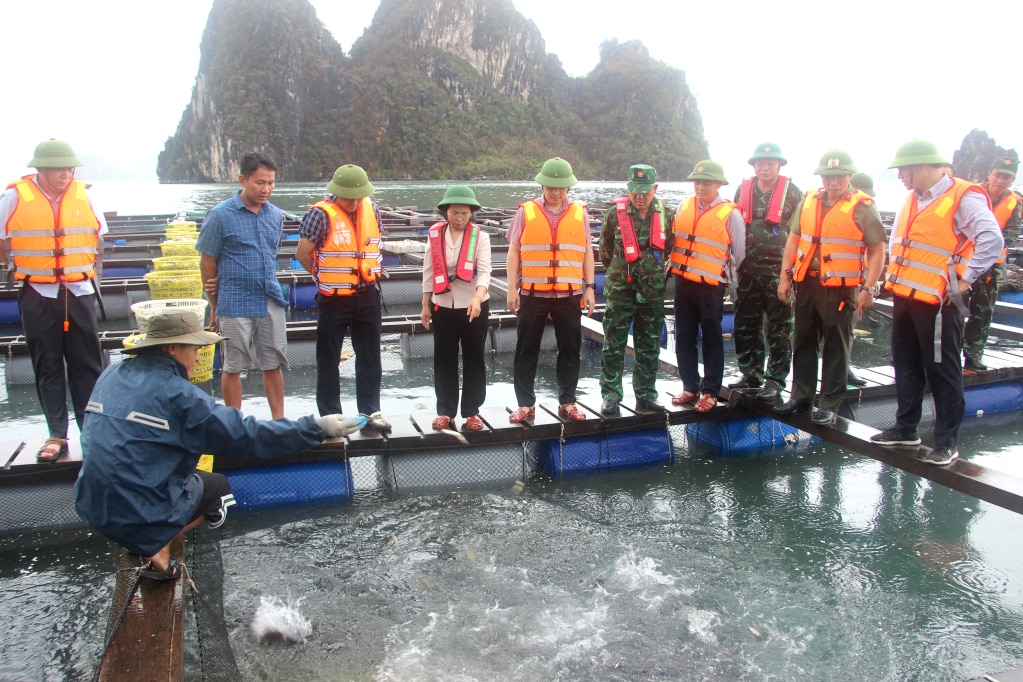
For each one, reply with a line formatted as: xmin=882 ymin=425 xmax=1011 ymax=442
xmin=250 ymin=595 xmax=312 ymax=644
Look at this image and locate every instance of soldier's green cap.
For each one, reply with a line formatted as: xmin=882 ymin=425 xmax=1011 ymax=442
xmin=627 ymin=164 xmax=657 ymax=192
xmin=534 ymin=157 xmax=577 ymax=188
xmin=437 ymin=185 xmax=481 ymax=211
xmin=327 ymin=164 xmax=374 ymax=199
xmin=888 ymin=139 xmax=949 ymax=169
xmin=748 ymin=142 xmax=787 ymax=166
xmin=814 ymin=149 xmax=858 ymax=176
xmin=990 ymin=156 xmax=1018 ymax=177
xmin=28 ymin=139 xmax=83 ymax=168
xmin=850 ymin=172 xmax=875 ymax=197
xmin=685 ymin=160 xmax=728 ymax=185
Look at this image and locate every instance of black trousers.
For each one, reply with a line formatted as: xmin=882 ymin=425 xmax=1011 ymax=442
xmin=790 ymin=279 xmax=856 ymax=412
xmin=432 ymin=301 xmax=489 ymax=418
xmin=513 ymin=294 xmax=581 ymax=406
xmin=19 ymin=284 xmax=104 ymax=439
xmin=892 ymin=296 xmax=965 ymax=447
xmin=191 ymin=470 xmax=232 ymax=522
xmin=673 ymin=277 xmax=725 ymax=395
xmin=315 ymin=289 xmax=382 ymax=416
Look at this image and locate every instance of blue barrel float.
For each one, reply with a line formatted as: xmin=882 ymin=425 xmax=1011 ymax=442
xmin=222 ymin=460 xmax=354 ymax=510
xmin=531 ymin=428 xmax=675 ymax=476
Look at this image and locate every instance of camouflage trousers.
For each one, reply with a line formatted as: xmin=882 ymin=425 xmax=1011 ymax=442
xmin=733 ymin=271 xmax=793 ymax=384
xmin=600 ymin=296 xmax=665 ymax=402
xmin=964 ymin=266 xmax=999 ymax=360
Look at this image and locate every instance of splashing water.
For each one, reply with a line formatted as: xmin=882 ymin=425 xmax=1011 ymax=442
xmin=250 ymin=595 xmax=312 ymax=644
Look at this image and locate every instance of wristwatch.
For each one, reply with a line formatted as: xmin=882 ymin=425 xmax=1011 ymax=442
xmin=585 ymin=283 xmax=596 ymax=289
xmin=859 ymin=285 xmax=874 ymax=297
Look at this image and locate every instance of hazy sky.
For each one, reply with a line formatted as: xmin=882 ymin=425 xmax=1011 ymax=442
xmin=2 ymin=0 xmax=1018 ymax=190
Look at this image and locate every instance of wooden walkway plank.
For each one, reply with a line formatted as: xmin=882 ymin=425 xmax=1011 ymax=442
xmin=733 ymin=390 xmax=1023 ymax=515
xmin=100 ymin=537 xmax=185 ymax=682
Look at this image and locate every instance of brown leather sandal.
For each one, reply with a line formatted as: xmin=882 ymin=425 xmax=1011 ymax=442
xmin=36 ymin=437 xmax=68 ymax=463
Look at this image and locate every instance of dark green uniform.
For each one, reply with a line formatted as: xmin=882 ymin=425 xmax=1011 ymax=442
xmin=964 ymin=188 xmax=1022 ymax=361
xmin=732 ymin=180 xmax=804 ymax=385
xmin=599 ymin=198 xmax=676 ymax=402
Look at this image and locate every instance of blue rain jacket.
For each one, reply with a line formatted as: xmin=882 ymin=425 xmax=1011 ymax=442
xmin=74 ymin=350 xmax=323 ymax=556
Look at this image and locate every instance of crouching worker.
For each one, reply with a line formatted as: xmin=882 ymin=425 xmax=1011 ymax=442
xmin=74 ymin=309 xmax=365 ymax=581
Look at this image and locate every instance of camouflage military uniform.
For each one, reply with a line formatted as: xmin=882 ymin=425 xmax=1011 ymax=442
xmin=964 ymin=187 xmax=1022 ymax=361
xmin=732 ymin=180 xmax=803 ymax=385
xmin=598 ymin=197 xmax=676 ymax=402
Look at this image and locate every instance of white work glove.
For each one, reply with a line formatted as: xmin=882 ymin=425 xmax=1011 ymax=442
xmin=314 ymin=414 xmax=367 ymax=438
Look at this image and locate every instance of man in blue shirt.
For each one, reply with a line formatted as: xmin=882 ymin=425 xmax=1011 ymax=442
xmin=197 ymin=152 xmax=289 ymax=418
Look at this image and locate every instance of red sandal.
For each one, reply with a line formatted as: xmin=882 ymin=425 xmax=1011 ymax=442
xmin=558 ymin=403 xmax=586 ymax=421
xmin=465 ymin=415 xmax=484 ymax=431
xmin=693 ymin=394 xmax=718 ymax=413
xmin=509 ymin=406 xmax=535 ymax=423
xmin=672 ymin=390 xmax=697 ymax=406
xmin=432 ymin=415 xmax=452 ymax=430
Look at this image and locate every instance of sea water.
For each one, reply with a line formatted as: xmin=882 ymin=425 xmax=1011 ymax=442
xmin=1 ymin=181 xmax=1022 ymax=681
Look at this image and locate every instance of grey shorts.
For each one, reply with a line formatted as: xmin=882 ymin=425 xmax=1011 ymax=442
xmin=218 ymin=301 xmax=289 ymax=373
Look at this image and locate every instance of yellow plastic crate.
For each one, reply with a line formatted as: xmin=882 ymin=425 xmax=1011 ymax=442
xmin=152 ymin=255 xmax=200 ymax=271
xmin=145 ymin=270 xmax=202 ymax=300
xmin=160 ymin=239 xmax=198 ymax=257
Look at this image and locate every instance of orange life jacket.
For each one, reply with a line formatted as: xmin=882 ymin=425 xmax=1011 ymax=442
xmin=668 ymin=196 xmax=735 ymax=285
xmin=518 ymin=200 xmax=588 ymax=293
xmin=311 ymin=198 xmax=382 ymax=295
xmin=428 ymin=221 xmax=479 ymax=294
xmin=794 ymin=190 xmax=871 ymax=287
xmin=611 ymin=196 xmax=664 ymax=263
xmin=6 ymin=176 xmax=100 ymax=283
xmin=884 ymin=178 xmax=985 ymax=304
xmin=991 ymin=190 xmax=1019 ymax=265
xmin=737 ymin=176 xmax=791 ymax=225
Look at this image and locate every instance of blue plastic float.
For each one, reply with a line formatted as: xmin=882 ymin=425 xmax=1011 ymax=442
xmin=223 ymin=460 xmax=354 ymax=510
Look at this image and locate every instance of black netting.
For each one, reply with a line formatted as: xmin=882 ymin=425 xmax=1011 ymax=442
xmin=189 ymin=525 xmax=242 ymax=682
xmin=0 ymin=467 xmax=82 ymax=532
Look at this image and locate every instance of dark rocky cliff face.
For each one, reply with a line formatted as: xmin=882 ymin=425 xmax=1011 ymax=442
xmin=953 ymin=129 xmax=1019 ymax=182
xmin=158 ymin=0 xmax=708 ymax=183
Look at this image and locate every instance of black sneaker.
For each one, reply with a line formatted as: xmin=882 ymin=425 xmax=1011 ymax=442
xmin=870 ymin=428 xmax=921 ymax=446
xmin=920 ymin=445 xmax=958 ymax=466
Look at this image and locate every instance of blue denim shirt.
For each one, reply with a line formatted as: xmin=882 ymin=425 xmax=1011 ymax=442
xmin=196 ymin=192 xmax=287 ymax=317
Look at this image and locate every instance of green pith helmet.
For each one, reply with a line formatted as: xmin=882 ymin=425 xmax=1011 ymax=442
xmin=685 ymin=160 xmax=729 ymax=185
xmin=28 ymin=139 xmax=83 ymax=168
xmin=990 ymin=156 xmax=1018 ymax=177
xmin=814 ymin=149 xmax=858 ymax=176
xmin=534 ymin=157 xmax=577 ymax=188
xmin=437 ymin=185 xmax=481 ymax=211
xmin=627 ymin=164 xmax=657 ymax=192
xmin=326 ymin=164 xmax=374 ymax=199
xmin=850 ymin=172 xmax=876 ymax=197
xmin=748 ymin=142 xmax=787 ymax=166
xmin=887 ymin=139 xmax=950 ymax=169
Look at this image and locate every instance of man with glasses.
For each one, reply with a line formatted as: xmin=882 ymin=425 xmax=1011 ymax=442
xmin=0 ymin=139 xmax=107 ymax=462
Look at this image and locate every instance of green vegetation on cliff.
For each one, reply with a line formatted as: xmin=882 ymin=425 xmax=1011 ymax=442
xmin=158 ymin=0 xmax=708 ymax=183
